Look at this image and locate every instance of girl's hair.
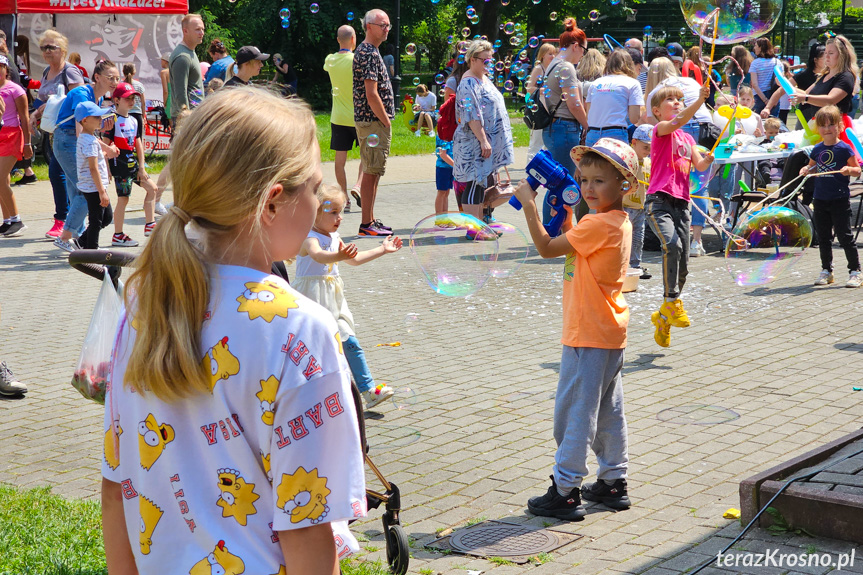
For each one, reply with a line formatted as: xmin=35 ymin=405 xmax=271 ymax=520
xmin=68 ymin=52 xmax=81 ymax=65
xmin=464 ymin=40 xmax=493 ymax=65
xmin=559 ymin=18 xmax=586 ymax=50
xmin=38 ymin=30 xmax=69 ymax=58
xmin=448 ymin=58 xmax=469 ymax=86
xmin=206 ymin=78 xmax=224 ymax=93
xmin=124 ymin=87 xmax=318 ymax=401
xmin=763 ymin=117 xmax=782 ymax=132
xmin=123 ymin=63 xmax=136 ymax=83
xmin=173 ymin=106 xmax=192 ymax=136
xmin=650 ymin=85 xmax=685 ymax=119
xmin=415 ymin=84 xmax=428 ymax=96
xmin=826 ymin=35 xmax=859 ymax=86
xmin=93 ymin=59 xmax=117 ymax=79
xmin=737 ymin=85 xmax=754 ymax=99
xmin=686 ymin=46 xmax=701 ymax=64
xmin=535 ymin=43 xmax=556 ymax=67
xmin=576 ymin=48 xmax=606 ymax=82
xmin=728 ymin=45 xmax=752 ymax=74
xmin=316 ymin=184 xmax=346 ymax=214
xmin=604 ymin=48 xmax=636 ymax=78
xmin=814 ymin=104 xmax=842 ymax=127
xmin=644 ymin=56 xmax=677 ymax=96
xmin=208 ymin=38 xmax=227 ymax=56
xmin=754 ymin=37 xmax=775 ymax=58
xmin=806 ymin=43 xmax=826 ymax=72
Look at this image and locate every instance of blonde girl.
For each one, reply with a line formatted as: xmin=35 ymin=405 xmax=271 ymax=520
xmin=102 ymin=87 xmax=366 ymax=575
xmin=293 ymin=184 xmax=402 ymax=408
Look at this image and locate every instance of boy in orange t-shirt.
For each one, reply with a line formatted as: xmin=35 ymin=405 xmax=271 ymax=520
xmin=513 ymin=138 xmax=636 ymax=521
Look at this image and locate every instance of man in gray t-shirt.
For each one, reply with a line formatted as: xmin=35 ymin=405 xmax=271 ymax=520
xmin=169 ymin=14 xmax=205 ymax=119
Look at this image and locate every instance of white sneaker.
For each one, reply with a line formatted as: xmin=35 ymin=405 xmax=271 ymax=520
xmin=53 ymin=237 xmax=78 ymax=252
xmin=847 ymin=271 xmax=863 ymax=288
xmin=814 ymin=269 xmax=835 ymax=286
xmin=690 ymin=240 xmax=706 ymax=257
xmin=112 ymin=233 xmax=139 ymax=247
xmin=362 ymin=384 xmax=394 ymax=409
xmin=154 ymin=202 xmax=168 ymax=216
xmin=0 ymin=361 xmax=26 ymax=395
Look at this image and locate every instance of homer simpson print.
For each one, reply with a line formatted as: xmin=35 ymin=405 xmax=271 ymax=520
xmin=202 ymin=336 xmax=241 ymax=391
xmin=236 ymin=280 xmax=299 ymax=322
xmin=189 ymin=540 xmax=245 ymax=575
xmin=104 ymin=418 xmax=122 ymax=471
xmin=139 ymin=495 xmax=163 ymax=555
xmin=216 ymin=468 xmax=260 ymax=526
xmin=138 ymin=414 xmax=174 ymax=470
xmin=256 ymin=376 xmax=280 ymax=425
xmin=276 ymin=467 xmax=331 ymax=524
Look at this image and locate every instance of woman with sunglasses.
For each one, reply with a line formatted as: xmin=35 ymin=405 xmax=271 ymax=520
xmin=31 ymin=31 xmax=84 ymax=240
xmin=452 ymin=39 xmax=514 ymax=228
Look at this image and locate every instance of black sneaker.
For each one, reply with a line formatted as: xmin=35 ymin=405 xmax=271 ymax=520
xmin=0 ymin=222 xmax=10 ymax=235
xmin=639 ymin=267 xmax=652 ymax=280
xmin=2 ymin=221 xmax=26 ymax=237
xmin=582 ymin=478 xmax=631 ymax=510
xmin=373 ymin=219 xmax=392 ymax=231
xmin=13 ymin=173 xmax=37 ymax=186
xmin=527 ymin=476 xmax=586 ymax=521
xmin=358 ymin=222 xmax=392 ymax=237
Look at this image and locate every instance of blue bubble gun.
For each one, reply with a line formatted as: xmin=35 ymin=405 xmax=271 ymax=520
xmin=509 ymin=149 xmax=581 ymax=237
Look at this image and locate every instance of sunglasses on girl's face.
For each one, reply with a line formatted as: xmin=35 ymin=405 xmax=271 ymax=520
xmin=40 ymin=44 xmax=60 ymax=52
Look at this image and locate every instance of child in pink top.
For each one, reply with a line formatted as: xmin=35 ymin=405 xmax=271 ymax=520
xmin=644 ymin=82 xmax=713 ymax=348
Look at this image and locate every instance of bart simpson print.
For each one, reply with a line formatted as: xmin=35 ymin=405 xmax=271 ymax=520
xmin=104 ymin=418 xmax=122 ymax=470
xmin=276 ymin=467 xmax=331 ymax=524
xmin=139 ymin=495 xmax=163 ymax=555
xmin=138 ymin=414 xmax=174 ymax=470
xmin=189 ymin=540 xmax=245 ymax=575
xmin=236 ymin=280 xmax=299 ymax=322
xmin=256 ymin=376 xmax=280 ymax=425
xmin=202 ymin=336 xmax=241 ymax=391
xmin=216 ymin=468 xmax=260 ymax=526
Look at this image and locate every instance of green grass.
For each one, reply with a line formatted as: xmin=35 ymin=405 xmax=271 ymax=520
xmin=0 ymin=484 xmax=394 ymax=575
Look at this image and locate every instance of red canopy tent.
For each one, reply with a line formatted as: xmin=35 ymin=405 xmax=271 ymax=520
xmin=0 ymin=0 xmax=186 ymax=14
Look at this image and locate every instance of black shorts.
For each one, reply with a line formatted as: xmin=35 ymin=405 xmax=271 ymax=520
xmin=330 ymin=123 xmax=359 ymax=152
xmin=459 ymin=175 xmax=495 ymax=205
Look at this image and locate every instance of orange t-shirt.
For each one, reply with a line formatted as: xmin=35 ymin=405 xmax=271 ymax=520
xmin=561 ymin=211 xmax=631 ymax=349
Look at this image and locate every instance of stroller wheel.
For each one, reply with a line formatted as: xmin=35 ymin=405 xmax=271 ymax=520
xmin=384 ymin=523 xmax=409 ymax=575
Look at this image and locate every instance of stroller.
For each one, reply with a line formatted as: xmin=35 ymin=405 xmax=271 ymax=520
xmin=69 ymin=249 xmax=410 ymax=575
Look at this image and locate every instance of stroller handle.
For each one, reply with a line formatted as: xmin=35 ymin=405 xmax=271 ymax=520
xmin=69 ymin=249 xmax=138 ymax=285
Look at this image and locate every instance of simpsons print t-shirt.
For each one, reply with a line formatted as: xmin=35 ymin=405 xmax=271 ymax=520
xmin=102 ymin=264 xmax=366 ymax=574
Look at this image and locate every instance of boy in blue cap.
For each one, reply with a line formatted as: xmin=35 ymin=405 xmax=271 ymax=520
xmin=75 ymin=101 xmax=115 ymax=249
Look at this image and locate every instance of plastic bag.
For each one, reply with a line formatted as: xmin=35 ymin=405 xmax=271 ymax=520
xmin=40 ymin=85 xmax=67 ymax=134
xmin=71 ymin=270 xmax=123 ymax=403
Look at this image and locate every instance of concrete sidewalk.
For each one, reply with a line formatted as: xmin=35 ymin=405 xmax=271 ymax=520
xmin=2 ymin=149 xmax=863 ymax=574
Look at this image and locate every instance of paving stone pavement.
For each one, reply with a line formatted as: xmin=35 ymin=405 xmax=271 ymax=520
xmin=2 ymin=148 xmax=863 ymax=574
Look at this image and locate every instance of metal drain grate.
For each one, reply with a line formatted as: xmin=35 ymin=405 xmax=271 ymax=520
xmin=426 ymin=520 xmax=582 ymax=563
xmin=657 ymin=405 xmax=740 ymax=425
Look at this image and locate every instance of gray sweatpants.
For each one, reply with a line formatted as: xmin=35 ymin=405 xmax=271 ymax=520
xmin=645 ymin=192 xmax=691 ymax=300
xmin=553 ymin=346 xmax=628 ymax=492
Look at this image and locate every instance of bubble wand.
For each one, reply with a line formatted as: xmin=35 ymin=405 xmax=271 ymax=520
xmin=703 ymin=9 xmax=721 ymax=86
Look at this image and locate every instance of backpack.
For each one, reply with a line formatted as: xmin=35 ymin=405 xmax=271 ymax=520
xmin=40 ymin=64 xmax=73 ymax=134
xmin=437 ymin=93 xmax=457 ymax=141
xmin=523 ymin=61 xmax=563 ymax=131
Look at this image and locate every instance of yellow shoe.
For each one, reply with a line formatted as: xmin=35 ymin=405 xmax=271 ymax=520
xmin=651 ymin=311 xmax=671 ymax=348
xmin=660 ymin=299 xmax=690 ymax=328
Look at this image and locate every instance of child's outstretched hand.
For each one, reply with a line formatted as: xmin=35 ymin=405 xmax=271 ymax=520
xmin=514 ymin=179 xmax=536 ymax=205
xmin=382 ymin=235 xmax=403 ymax=253
xmin=337 ymin=242 xmax=358 ymax=260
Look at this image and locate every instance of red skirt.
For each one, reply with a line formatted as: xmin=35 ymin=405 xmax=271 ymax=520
xmin=0 ymin=125 xmax=23 ymax=160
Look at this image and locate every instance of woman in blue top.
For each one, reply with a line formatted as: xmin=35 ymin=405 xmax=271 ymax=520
xmin=52 ymin=59 xmax=119 ymax=252
xmin=748 ymin=38 xmax=780 ymax=117
xmin=204 ymin=39 xmax=234 ymax=87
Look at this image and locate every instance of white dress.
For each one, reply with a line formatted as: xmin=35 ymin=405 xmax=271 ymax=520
xmin=292 ymin=230 xmax=356 ymax=340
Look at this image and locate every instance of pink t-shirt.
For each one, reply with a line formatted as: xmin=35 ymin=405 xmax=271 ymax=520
xmin=0 ymin=81 xmax=25 ymax=128
xmin=647 ymin=125 xmax=696 ymax=202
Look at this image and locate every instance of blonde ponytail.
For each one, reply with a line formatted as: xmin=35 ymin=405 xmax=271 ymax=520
xmin=124 ymin=87 xmax=318 ymax=401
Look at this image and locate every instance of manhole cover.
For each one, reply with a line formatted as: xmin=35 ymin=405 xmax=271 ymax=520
xmin=657 ymin=405 xmax=740 ymax=425
xmin=450 ymin=524 xmax=560 ymax=557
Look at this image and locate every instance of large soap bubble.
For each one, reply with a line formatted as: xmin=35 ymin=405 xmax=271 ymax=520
xmin=680 ymin=0 xmax=782 ymax=45
xmin=689 ymin=144 xmax=714 ymax=196
xmin=486 ymin=222 xmax=529 ymax=278
xmin=410 ymin=213 xmax=499 ymax=297
xmin=725 ymin=206 xmax=813 ymax=286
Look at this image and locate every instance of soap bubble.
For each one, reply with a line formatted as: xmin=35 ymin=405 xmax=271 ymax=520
xmin=528 ymin=102 xmax=539 ymax=112
xmin=503 ymin=21 xmax=515 ymax=35
xmin=528 ymin=36 xmax=540 ymax=48
xmin=680 ymin=0 xmax=782 ymax=44
xmin=309 ymin=3 xmax=319 ymax=12
xmin=621 ymin=180 xmax=632 ymax=192
xmin=549 ymin=11 xmax=558 ymax=20
xmin=281 ymin=18 xmax=290 ymax=29
xmin=589 ymin=10 xmax=601 ymax=21
xmin=331 ymin=86 xmax=340 ymax=97
xmin=447 ymin=35 xmax=454 ymax=44
xmin=431 ymin=0 xmax=440 ymax=4
xmin=404 ymin=313 xmax=420 ymax=333
xmin=689 ymin=144 xmax=714 ymax=194
xmin=611 ymin=0 xmax=621 ymax=4
xmin=322 ymin=200 xmax=333 ymax=213
xmin=367 ymin=134 xmax=380 ymax=147
xmin=486 ymin=222 xmax=529 ymax=278
xmin=643 ymin=25 xmax=653 ymax=36
xmin=533 ymin=0 xmax=542 ymax=4
xmin=279 ymin=7 xmax=290 ymax=18
xmin=409 ymin=213 xmax=499 ymax=297
xmin=392 ymin=386 xmax=418 ymax=410
xmin=501 ymin=0 xmax=510 ymax=5
xmin=412 ymin=77 xmax=420 ymax=86
xmin=469 ymin=15 xmax=480 ymax=24
xmin=725 ymin=206 xmax=812 ymax=286
xmin=504 ymin=80 xmax=515 ymax=91
xmin=405 ymin=43 xmax=417 ymax=55
xmin=346 ymin=11 xmax=354 ymax=20
xmin=434 ymin=73 xmax=445 ymax=84
xmin=679 ymin=26 xmax=687 ymax=36
xmin=516 ymin=68 xmax=528 ymax=80
xmin=461 ymin=27 xmax=471 ymax=38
